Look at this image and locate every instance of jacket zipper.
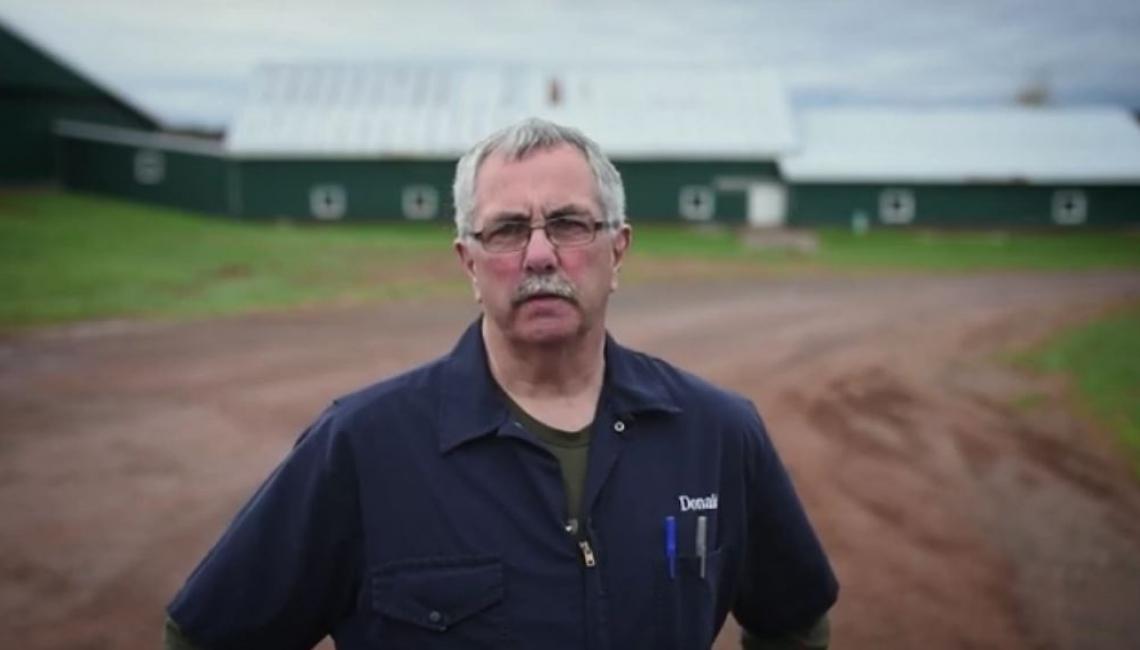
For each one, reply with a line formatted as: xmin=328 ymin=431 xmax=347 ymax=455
xmin=568 ymin=517 xmax=597 ymax=568
xmin=578 ymin=538 xmax=597 ymax=567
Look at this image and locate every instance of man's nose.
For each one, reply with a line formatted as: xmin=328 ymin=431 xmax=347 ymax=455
xmin=522 ymin=225 xmax=558 ymax=272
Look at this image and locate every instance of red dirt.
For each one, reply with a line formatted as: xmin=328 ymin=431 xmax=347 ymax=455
xmin=2 ymin=271 xmax=1139 ymax=650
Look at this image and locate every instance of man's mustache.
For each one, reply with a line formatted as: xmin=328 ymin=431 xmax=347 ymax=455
xmin=512 ymin=274 xmax=577 ymax=306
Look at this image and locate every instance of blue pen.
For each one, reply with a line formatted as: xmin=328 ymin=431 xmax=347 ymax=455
xmin=664 ymin=516 xmax=677 ymax=579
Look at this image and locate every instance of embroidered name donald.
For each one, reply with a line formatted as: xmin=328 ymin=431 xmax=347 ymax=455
xmin=678 ymin=493 xmax=719 ymax=512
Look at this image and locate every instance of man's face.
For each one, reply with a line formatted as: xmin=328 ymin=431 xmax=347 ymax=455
xmin=455 ymin=143 xmax=631 ymax=346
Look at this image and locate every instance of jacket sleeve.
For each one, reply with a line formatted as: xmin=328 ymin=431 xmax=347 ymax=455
xmin=741 ymin=613 xmax=831 ymax=649
xmin=166 ymin=407 xmax=362 ymax=650
xmin=164 ymin=616 xmax=206 ymax=650
xmin=732 ymin=402 xmax=839 ymax=637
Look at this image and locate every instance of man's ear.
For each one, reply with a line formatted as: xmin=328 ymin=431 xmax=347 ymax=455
xmin=610 ymin=224 xmax=632 ymax=292
xmin=454 ymin=239 xmax=481 ymax=303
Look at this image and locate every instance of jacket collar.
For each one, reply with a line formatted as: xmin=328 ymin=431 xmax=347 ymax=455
xmin=602 ymin=331 xmax=682 ymax=419
xmin=436 ymin=319 xmax=680 ymax=453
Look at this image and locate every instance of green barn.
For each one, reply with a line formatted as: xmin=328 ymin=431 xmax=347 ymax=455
xmin=54 ymin=121 xmax=231 ymax=215
xmin=224 ymin=63 xmax=796 ymax=224
xmin=10 ymin=20 xmax=1138 ymax=232
xmin=781 ymin=108 xmax=1140 ymax=228
xmin=0 ymin=18 xmax=159 ymax=184
xmin=2 ymin=17 xmax=230 ymax=213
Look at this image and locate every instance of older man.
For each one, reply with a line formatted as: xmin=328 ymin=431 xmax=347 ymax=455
xmin=165 ymin=118 xmax=837 ymax=649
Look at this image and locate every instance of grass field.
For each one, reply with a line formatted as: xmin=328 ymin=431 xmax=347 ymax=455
xmin=1021 ymin=305 xmax=1140 ymax=477
xmin=2 ymin=190 xmax=1139 ymax=327
xmin=0 ymin=192 xmax=459 ymax=326
xmin=634 ymin=224 xmax=1140 ymax=270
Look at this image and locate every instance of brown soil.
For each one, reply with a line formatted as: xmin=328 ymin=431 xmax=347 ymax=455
xmin=2 ymin=271 xmax=1139 ymax=650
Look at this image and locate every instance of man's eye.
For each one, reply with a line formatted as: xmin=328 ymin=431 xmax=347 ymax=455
xmin=487 ymin=222 xmax=528 ymax=238
xmin=548 ymin=218 xmax=591 ymax=236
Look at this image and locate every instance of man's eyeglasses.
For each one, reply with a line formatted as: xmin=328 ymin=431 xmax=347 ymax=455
xmin=472 ymin=216 xmax=608 ymax=253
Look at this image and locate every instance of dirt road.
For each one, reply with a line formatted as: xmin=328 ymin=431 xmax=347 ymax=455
xmin=2 ymin=271 xmax=1139 ymax=649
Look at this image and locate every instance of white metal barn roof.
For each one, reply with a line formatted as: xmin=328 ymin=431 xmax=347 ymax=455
xmin=225 ymin=63 xmax=795 ymax=160
xmin=781 ymin=107 xmax=1140 ymax=184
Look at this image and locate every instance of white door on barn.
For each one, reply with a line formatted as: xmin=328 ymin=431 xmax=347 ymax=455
xmin=747 ymin=182 xmax=787 ymax=227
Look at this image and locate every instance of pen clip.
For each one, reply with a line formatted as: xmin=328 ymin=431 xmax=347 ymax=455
xmin=664 ymin=516 xmax=677 ymax=580
xmin=696 ymin=515 xmax=708 ymax=579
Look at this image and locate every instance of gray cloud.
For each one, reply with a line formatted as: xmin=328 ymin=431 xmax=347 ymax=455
xmin=2 ymin=0 xmax=1138 ymax=128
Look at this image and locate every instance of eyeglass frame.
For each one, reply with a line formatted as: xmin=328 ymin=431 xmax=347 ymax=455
xmin=469 ymin=215 xmax=612 ymax=253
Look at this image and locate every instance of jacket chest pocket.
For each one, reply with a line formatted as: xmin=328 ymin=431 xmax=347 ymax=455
xmin=653 ymin=546 xmax=726 ymax=650
xmin=370 ymin=556 xmax=508 ymax=650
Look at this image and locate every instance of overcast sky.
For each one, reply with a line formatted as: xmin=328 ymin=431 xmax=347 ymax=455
xmin=3 ymin=0 xmax=1139 ymax=129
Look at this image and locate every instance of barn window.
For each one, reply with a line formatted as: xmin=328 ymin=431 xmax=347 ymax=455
xmin=133 ymin=149 xmax=165 ymax=185
xmin=402 ymin=185 xmax=439 ymax=220
xmin=679 ymin=186 xmax=715 ymax=221
xmin=878 ymin=188 xmax=916 ymax=224
xmin=310 ymin=184 xmax=347 ymax=220
xmin=1052 ymin=189 xmax=1087 ymax=225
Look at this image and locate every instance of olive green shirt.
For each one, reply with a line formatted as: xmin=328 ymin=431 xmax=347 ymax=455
xmin=503 ymin=394 xmax=592 ymax=530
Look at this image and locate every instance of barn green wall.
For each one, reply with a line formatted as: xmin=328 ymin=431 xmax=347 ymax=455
xmin=788 ymin=183 xmax=1140 ymax=227
xmin=0 ymin=24 xmax=155 ymax=183
xmin=58 ymin=137 xmax=229 ymax=214
xmin=234 ymin=158 xmax=780 ymax=222
xmin=617 ymin=160 xmax=779 ymax=222
xmin=44 ymin=131 xmax=1140 ymax=230
xmin=232 ymin=159 xmax=456 ymax=220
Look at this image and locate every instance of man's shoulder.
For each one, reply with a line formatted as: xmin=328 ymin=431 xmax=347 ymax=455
xmin=323 ymin=353 xmax=449 ymax=427
xmin=611 ymin=342 xmax=758 ymax=421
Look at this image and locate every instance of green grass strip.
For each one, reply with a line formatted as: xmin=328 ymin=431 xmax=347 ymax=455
xmin=1022 ymin=305 xmax=1140 ymax=477
xmin=2 ymin=191 xmax=1139 ymax=327
xmin=0 ymin=191 xmax=458 ymax=327
xmin=631 ymin=225 xmax=1140 ymax=271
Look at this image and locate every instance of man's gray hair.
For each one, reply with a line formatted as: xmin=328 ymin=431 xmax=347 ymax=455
xmin=452 ymin=117 xmax=626 ymax=237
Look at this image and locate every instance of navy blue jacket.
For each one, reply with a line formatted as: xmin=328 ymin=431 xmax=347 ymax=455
xmin=169 ymin=320 xmax=838 ymax=649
